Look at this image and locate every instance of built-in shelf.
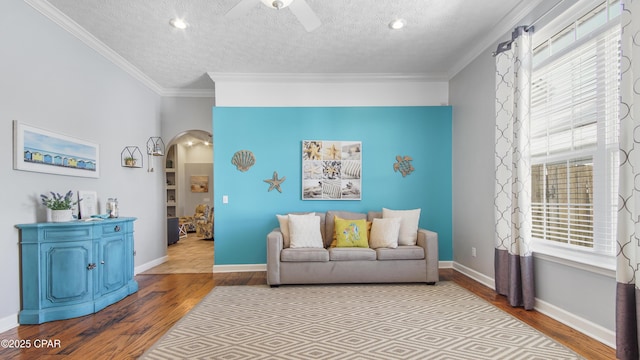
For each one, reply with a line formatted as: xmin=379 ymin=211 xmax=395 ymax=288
xmin=165 ymin=144 xmax=178 ymax=218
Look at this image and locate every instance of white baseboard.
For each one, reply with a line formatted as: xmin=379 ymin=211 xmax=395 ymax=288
xmin=452 ymin=262 xmax=495 ymax=289
xmin=451 ymin=261 xmax=615 ymax=349
xmin=134 ymin=256 xmax=168 ymax=275
xmin=0 ymin=313 xmax=18 ymax=333
xmin=439 ymin=260 xmax=454 ymax=269
xmin=213 ymin=264 xmax=267 ymax=273
xmin=535 ymin=298 xmax=616 ymax=348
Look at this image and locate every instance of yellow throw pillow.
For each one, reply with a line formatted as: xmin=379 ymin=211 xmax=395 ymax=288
xmin=335 ymin=217 xmax=369 ymax=248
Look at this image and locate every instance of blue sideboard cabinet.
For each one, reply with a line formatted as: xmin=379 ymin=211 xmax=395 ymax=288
xmin=15 ymin=217 xmax=138 ymax=324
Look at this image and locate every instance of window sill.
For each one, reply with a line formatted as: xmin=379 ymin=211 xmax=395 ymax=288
xmin=532 ymin=239 xmax=615 ymax=278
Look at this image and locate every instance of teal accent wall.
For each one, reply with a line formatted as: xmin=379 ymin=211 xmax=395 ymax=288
xmin=213 ymin=106 xmax=452 ymax=265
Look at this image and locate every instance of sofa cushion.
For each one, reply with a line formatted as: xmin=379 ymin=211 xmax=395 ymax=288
xmin=325 ymin=211 xmax=367 ymax=248
xmin=368 ymin=217 xmax=401 ymax=249
xmin=329 ymin=247 xmax=376 ymax=261
xmin=382 ymin=208 xmax=421 ymax=246
xmin=281 ymin=248 xmax=329 ymax=262
xmin=367 ymin=211 xmax=382 ymax=221
xmin=277 ymin=212 xmax=315 ymax=248
xmin=335 ymin=217 xmax=369 ymax=248
xmin=289 ymin=214 xmax=324 ymax=248
xmin=376 ymin=246 xmax=425 ymax=260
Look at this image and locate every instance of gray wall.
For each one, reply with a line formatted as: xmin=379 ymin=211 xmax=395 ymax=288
xmin=450 ymin=45 xmax=497 ymax=278
xmin=0 ymin=0 xmax=166 ymax=331
xmin=449 ymin=2 xmax=616 ymax=340
xmin=161 ymin=97 xmax=215 ymax=144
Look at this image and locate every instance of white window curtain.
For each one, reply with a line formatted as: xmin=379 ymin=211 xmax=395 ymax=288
xmin=616 ymin=0 xmax=640 ymax=359
xmin=494 ymin=26 xmax=535 ymax=310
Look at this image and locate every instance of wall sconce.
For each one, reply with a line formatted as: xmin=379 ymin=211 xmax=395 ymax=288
xmin=146 ymin=137 xmax=165 ymax=172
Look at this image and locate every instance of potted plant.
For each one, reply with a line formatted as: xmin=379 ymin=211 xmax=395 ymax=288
xmin=124 ymin=156 xmax=137 ymax=167
xmin=40 ymin=190 xmax=80 ymax=222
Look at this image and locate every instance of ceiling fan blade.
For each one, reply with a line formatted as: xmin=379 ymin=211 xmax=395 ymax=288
xmin=288 ymin=0 xmax=321 ymax=32
xmin=226 ymin=0 xmax=258 ymax=18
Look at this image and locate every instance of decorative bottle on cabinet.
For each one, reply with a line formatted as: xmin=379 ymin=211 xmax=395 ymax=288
xmin=15 ymin=218 xmax=138 ymax=324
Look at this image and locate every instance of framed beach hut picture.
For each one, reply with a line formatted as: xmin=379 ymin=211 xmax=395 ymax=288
xmin=13 ymin=120 xmax=100 ymax=178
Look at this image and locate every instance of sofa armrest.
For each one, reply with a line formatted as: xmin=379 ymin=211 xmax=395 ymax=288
xmin=267 ymin=228 xmax=284 ymax=285
xmin=417 ymin=228 xmax=439 ymax=283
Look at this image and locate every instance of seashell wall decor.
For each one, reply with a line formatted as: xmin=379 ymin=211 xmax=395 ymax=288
xmin=231 ymin=150 xmax=256 ymax=172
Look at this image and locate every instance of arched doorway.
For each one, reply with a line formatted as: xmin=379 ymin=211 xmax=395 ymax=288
xmin=164 ymin=130 xmax=213 ymax=220
xmin=146 ymin=129 xmax=214 ymax=274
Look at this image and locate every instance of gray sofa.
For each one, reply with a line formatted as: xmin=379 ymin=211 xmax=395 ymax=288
xmin=267 ymin=210 xmax=439 ymax=286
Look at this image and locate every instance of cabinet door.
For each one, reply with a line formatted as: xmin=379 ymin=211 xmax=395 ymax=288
xmin=99 ymin=234 xmax=126 ymax=295
xmin=41 ymin=241 xmax=93 ymax=307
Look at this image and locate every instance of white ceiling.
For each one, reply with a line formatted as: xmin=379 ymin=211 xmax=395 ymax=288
xmin=31 ymin=0 xmax=540 ymax=95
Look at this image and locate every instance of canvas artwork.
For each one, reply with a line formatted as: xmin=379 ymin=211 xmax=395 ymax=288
xmin=191 ymin=176 xmax=209 ymax=193
xmin=13 ymin=121 xmax=100 ymax=178
xmin=302 ymin=140 xmax=361 ymax=200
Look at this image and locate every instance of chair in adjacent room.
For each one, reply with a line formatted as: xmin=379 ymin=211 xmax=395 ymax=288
xmin=179 ymin=204 xmax=208 ymax=234
xmin=196 ymin=206 xmax=214 ymax=240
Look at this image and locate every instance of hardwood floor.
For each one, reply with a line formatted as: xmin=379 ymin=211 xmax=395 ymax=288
xmin=0 ymin=244 xmax=615 ymax=360
xmin=141 ymin=233 xmax=213 ymax=274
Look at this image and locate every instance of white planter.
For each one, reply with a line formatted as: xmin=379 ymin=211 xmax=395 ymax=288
xmin=50 ymin=209 xmax=73 ymax=222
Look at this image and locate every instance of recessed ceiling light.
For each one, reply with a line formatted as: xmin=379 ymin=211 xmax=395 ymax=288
xmin=170 ymin=18 xmax=188 ymax=30
xmin=389 ymin=19 xmax=406 ymax=30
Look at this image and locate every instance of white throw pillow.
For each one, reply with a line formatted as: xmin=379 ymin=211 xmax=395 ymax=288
xmin=382 ymin=208 xmax=421 ymax=246
xmin=276 ymin=213 xmax=315 ymax=248
xmin=288 ymin=214 xmax=323 ymax=248
xmin=369 ymin=217 xmax=401 ymax=249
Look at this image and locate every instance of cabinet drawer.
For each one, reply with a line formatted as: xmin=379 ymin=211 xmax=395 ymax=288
xmin=102 ymin=222 xmax=130 ymax=234
xmin=43 ymin=227 xmax=92 ymax=241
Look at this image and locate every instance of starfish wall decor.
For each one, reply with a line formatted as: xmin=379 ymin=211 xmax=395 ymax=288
xmin=264 ymin=171 xmax=286 ymax=193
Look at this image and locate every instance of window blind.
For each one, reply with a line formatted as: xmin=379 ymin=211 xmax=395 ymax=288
xmin=530 ymin=21 xmax=619 ymax=255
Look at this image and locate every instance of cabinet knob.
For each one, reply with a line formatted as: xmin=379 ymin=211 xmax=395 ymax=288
xmin=114 ymin=225 xmax=121 ymax=232
xmin=87 ymin=263 xmax=97 ymax=270
xmin=101 ymin=260 xmax=105 ymax=264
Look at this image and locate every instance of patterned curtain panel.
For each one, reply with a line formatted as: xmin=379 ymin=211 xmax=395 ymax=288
xmin=494 ymin=26 xmax=535 ymax=310
xmin=617 ymin=1 xmax=640 ymax=359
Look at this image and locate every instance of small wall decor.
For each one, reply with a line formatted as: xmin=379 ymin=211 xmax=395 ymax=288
xmin=394 ymin=155 xmax=414 ymax=177
xmin=302 ymin=140 xmax=361 ymax=200
xmin=147 ymin=137 xmax=165 ymax=156
xmin=264 ymin=171 xmax=285 ymax=193
xmin=146 ymin=137 xmax=165 ymax=172
xmin=231 ymin=150 xmax=255 ymax=172
xmin=13 ymin=120 xmax=100 ymax=178
xmin=121 ymin=146 xmax=143 ymax=168
xmin=190 ymin=175 xmax=209 ymax=193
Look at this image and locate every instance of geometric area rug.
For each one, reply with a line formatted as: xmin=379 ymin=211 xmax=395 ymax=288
xmin=140 ymin=282 xmax=583 ymax=359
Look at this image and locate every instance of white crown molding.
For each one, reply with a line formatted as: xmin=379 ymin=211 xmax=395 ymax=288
xmin=160 ymin=88 xmax=216 ymax=98
xmin=208 ymin=72 xmax=449 ymax=84
xmin=24 ymin=0 xmax=166 ymax=95
xmin=447 ymin=0 xmax=546 ymax=79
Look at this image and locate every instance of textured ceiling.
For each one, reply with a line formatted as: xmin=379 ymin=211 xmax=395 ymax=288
xmin=40 ymin=0 xmax=533 ymax=93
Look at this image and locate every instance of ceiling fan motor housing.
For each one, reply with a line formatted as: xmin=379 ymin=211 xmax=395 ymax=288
xmin=261 ymin=0 xmax=294 ymax=10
